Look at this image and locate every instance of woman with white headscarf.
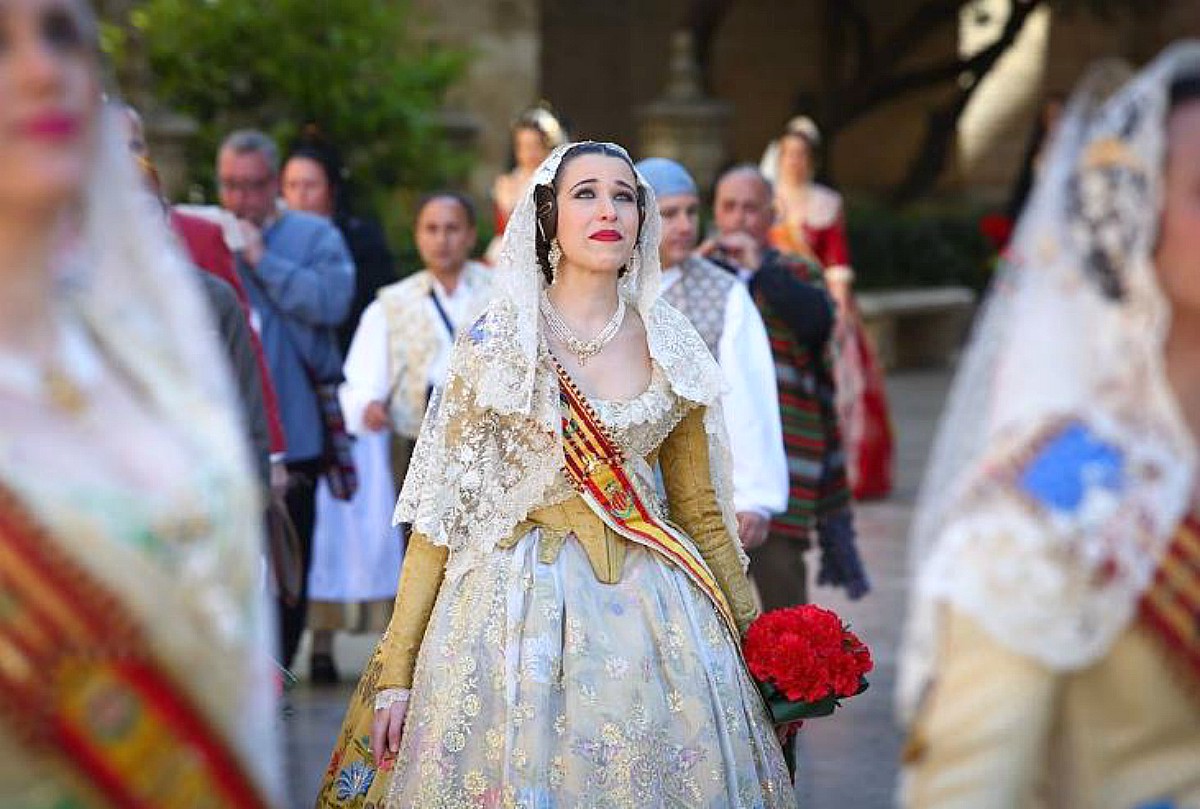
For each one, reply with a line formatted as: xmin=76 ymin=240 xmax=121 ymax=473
xmin=316 ymin=142 xmax=794 ymax=807
xmin=898 ymin=44 xmax=1200 ymax=808
xmin=0 ymin=1 xmax=280 ymax=806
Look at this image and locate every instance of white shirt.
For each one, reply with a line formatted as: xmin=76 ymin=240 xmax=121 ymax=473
xmin=338 ymin=267 xmax=485 ymax=436
xmin=661 ymin=265 xmax=789 ymax=516
xmin=338 ymin=300 xmax=391 ymax=436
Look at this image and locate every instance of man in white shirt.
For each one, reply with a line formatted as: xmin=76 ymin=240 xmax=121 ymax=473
xmin=636 ymin=157 xmax=788 ymax=550
xmin=340 ymin=193 xmax=492 ymax=442
xmin=309 ymin=194 xmax=491 ymax=681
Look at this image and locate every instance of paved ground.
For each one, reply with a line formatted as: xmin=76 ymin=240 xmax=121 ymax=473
xmin=281 ymin=368 xmax=953 ymax=809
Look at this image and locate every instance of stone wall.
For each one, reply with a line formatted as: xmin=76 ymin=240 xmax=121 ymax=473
xmin=540 ymin=0 xmax=686 ymax=148
xmin=413 ymin=0 xmax=540 ymax=206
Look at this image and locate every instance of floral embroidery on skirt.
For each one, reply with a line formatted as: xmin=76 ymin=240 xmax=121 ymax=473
xmin=317 ymin=530 xmax=794 ymax=808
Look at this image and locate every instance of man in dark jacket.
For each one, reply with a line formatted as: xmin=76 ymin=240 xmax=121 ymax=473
xmin=703 ymin=165 xmax=869 ymax=608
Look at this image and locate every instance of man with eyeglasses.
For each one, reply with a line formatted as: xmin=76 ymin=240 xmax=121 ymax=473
xmin=217 ymin=128 xmax=355 ymax=672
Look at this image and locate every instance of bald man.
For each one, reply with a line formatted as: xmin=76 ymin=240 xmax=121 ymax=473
xmin=704 ymin=165 xmax=869 ymax=607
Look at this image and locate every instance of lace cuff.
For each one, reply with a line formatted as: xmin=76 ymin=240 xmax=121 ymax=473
xmin=374 ymin=688 xmax=411 ymax=712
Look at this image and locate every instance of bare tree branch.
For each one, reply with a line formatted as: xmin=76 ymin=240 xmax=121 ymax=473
xmin=687 ymin=0 xmax=736 ymax=94
xmin=890 ymin=0 xmax=1045 ymax=200
xmin=872 ymin=0 xmax=975 ymax=77
xmin=839 ymin=0 xmax=877 ymax=84
xmin=835 ymin=0 xmax=1045 ymax=132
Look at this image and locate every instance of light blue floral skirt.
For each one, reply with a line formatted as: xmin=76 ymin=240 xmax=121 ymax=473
xmin=382 ymin=529 xmax=796 ymax=808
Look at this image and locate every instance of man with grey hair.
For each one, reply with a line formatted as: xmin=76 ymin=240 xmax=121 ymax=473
xmin=218 ymin=128 xmax=355 ymax=670
xmin=704 ymin=163 xmax=869 ymax=608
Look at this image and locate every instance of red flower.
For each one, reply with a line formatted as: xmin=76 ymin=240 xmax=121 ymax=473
xmin=743 ymin=605 xmax=874 ymax=705
xmin=979 ymin=213 xmax=1014 ymax=252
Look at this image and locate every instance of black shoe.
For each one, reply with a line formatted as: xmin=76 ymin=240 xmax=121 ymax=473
xmin=310 ymin=653 xmax=340 ymax=685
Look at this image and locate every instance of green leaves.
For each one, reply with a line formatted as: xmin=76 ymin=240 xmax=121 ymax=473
xmin=104 ymin=0 xmax=467 ymax=217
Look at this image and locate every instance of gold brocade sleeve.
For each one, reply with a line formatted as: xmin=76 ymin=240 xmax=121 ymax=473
xmin=376 ymin=531 xmax=449 ymax=691
xmin=658 ymin=405 xmax=759 ymax=635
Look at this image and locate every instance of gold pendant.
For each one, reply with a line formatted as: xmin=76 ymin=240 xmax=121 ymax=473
xmin=43 ymin=367 xmax=88 ymax=416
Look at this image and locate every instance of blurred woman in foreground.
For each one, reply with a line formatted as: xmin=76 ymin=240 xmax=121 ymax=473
xmin=0 ymin=1 xmax=280 ymax=805
xmin=899 ymin=45 xmax=1200 ymax=808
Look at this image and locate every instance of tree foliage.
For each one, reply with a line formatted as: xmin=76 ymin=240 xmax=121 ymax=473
xmin=103 ymin=0 xmax=467 ymax=214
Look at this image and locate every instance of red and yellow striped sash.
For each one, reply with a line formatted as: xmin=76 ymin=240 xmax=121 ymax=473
xmin=0 ymin=486 xmax=271 ymax=809
xmin=553 ymin=361 xmax=739 ymax=639
xmin=1139 ymin=513 xmax=1200 ymax=687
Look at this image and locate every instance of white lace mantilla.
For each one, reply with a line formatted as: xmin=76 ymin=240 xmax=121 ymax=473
xmin=897 ymin=45 xmax=1200 ymax=725
xmin=394 ymin=142 xmax=746 ymax=581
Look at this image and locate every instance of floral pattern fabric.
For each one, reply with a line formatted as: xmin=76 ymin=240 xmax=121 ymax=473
xmin=387 ymin=533 xmax=791 ymax=808
xmin=317 ymin=381 xmax=794 ymax=809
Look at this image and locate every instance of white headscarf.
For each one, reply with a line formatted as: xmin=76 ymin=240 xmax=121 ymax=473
xmin=395 ymin=142 xmax=745 ymax=579
xmin=898 ymin=43 xmax=1200 ymax=724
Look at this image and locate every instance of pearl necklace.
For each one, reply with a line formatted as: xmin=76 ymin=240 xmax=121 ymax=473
xmin=539 ymin=291 xmax=626 ymax=366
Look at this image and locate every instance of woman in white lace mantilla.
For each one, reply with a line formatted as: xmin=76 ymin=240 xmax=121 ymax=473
xmin=897 ymin=44 xmax=1200 ymax=808
xmin=315 ymin=142 xmax=795 ymax=807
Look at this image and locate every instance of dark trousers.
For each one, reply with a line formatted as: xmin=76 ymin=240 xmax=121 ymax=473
xmin=279 ymin=457 xmax=322 ymax=669
xmin=747 ymin=533 xmax=809 ymax=611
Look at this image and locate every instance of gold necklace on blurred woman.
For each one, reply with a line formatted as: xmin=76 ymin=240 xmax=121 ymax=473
xmin=0 ymin=313 xmax=97 ymax=415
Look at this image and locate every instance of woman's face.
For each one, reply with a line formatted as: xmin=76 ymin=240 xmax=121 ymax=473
xmin=1154 ymin=99 xmax=1200 ymax=316
xmin=778 ymin=134 xmax=812 ymax=185
xmin=554 ymin=152 xmax=640 ymax=277
xmin=281 ymin=155 xmax=334 ymax=217
xmin=0 ymin=0 xmax=98 ymax=217
xmin=514 ymin=126 xmax=549 ymax=172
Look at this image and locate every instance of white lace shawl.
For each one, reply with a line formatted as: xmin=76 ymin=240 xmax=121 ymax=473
xmin=393 ymin=142 xmax=747 ymax=581
xmin=897 ymin=44 xmax=1200 ymax=725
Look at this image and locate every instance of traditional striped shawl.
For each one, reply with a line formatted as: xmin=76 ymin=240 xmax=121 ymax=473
xmin=753 ymin=249 xmax=853 ymax=546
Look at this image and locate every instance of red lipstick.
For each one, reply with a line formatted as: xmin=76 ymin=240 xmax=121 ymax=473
xmin=20 ymin=112 xmax=80 ymax=142
xmin=589 ymin=230 xmax=623 ymax=242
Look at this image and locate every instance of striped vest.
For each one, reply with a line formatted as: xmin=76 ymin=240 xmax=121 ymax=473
xmin=753 ymin=249 xmax=853 ymax=544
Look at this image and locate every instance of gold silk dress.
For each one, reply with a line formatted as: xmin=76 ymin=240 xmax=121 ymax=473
xmin=317 ymin=364 xmax=795 ymax=808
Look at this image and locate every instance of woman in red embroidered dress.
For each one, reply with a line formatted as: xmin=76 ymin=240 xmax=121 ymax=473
xmin=762 ymin=116 xmax=895 ymax=500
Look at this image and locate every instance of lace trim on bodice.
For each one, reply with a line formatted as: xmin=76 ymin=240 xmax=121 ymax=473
xmin=541 ymin=364 xmax=692 ymax=508
xmin=590 ymin=364 xmax=677 ymax=434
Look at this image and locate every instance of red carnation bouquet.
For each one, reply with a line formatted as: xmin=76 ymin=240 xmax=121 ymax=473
xmin=743 ymin=604 xmax=873 ymax=725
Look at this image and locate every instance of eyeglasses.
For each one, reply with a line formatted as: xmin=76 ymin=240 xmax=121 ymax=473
xmin=219 ymin=176 xmax=274 ymax=193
